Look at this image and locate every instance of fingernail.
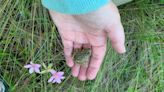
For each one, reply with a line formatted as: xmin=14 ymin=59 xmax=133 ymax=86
xmin=78 ymin=76 xmax=87 ymax=81
xmin=119 ymin=46 xmax=126 ymax=54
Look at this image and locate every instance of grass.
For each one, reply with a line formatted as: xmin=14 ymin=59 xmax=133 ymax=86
xmin=0 ymin=0 xmax=164 ymax=92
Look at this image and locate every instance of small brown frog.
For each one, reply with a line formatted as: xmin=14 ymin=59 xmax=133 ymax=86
xmin=72 ymin=48 xmax=91 ymax=65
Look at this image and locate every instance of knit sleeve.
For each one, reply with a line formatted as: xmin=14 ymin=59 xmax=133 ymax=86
xmin=41 ymin=0 xmax=110 ymax=15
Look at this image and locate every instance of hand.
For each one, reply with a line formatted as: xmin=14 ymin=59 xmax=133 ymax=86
xmin=49 ymin=2 xmax=126 ymax=81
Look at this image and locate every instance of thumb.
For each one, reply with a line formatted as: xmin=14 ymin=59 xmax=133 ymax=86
xmin=106 ymin=21 xmax=126 ymax=54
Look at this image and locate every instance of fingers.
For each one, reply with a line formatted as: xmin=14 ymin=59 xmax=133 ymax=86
xmin=87 ymin=45 xmax=106 ymax=80
xmin=71 ymin=63 xmax=81 ymax=77
xmin=71 ymin=43 xmax=83 ymax=77
xmin=78 ymin=64 xmax=88 ymax=81
xmin=62 ymin=39 xmax=74 ymax=67
xmin=106 ymin=21 xmax=126 ymax=54
xmin=71 ymin=44 xmax=90 ymax=80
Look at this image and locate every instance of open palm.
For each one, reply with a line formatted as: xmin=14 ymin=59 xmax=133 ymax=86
xmin=49 ymin=2 xmax=126 ymax=80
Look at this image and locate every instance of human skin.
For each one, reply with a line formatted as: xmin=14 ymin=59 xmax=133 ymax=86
xmin=49 ymin=2 xmax=126 ymax=81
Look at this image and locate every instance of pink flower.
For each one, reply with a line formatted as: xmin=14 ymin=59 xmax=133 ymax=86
xmin=48 ymin=70 xmax=65 ymax=84
xmin=24 ymin=62 xmax=41 ymax=74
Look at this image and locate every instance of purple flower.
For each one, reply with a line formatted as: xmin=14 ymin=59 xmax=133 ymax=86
xmin=48 ymin=70 xmax=65 ymax=84
xmin=24 ymin=62 xmax=41 ymax=74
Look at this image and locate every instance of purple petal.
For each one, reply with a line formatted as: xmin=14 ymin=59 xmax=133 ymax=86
xmin=24 ymin=64 xmax=32 ymax=68
xmin=60 ymin=76 xmax=65 ymax=79
xmin=29 ymin=68 xmax=34 ymax=74
xmin=57 ymin=72 xmax=64 ymax=76
xmin=52 ymin=79 xmax=56 ymax=83
xmin=55 ymin=78 xmax=62 ymax=84
xmin=34 ymin=67 xmax=40 ymax=73
xmin=50 ymin=70 xmax=56 ymax=75
xmin=34 ymin=64 xmax=41 ymax=68
xmin=48 ymin=76 xmax=54 ymax=83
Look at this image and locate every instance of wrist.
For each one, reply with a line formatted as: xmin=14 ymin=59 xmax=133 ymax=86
xmin=73 ymin=2 xmax=118 ymax=30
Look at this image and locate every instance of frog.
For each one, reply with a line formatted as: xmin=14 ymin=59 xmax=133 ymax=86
xmin=72 ymin=48 xmax=91 ymax=65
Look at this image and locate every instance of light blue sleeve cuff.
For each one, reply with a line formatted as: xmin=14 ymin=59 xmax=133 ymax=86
xmin=41 ymin=0 xmax=111 ymax=15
